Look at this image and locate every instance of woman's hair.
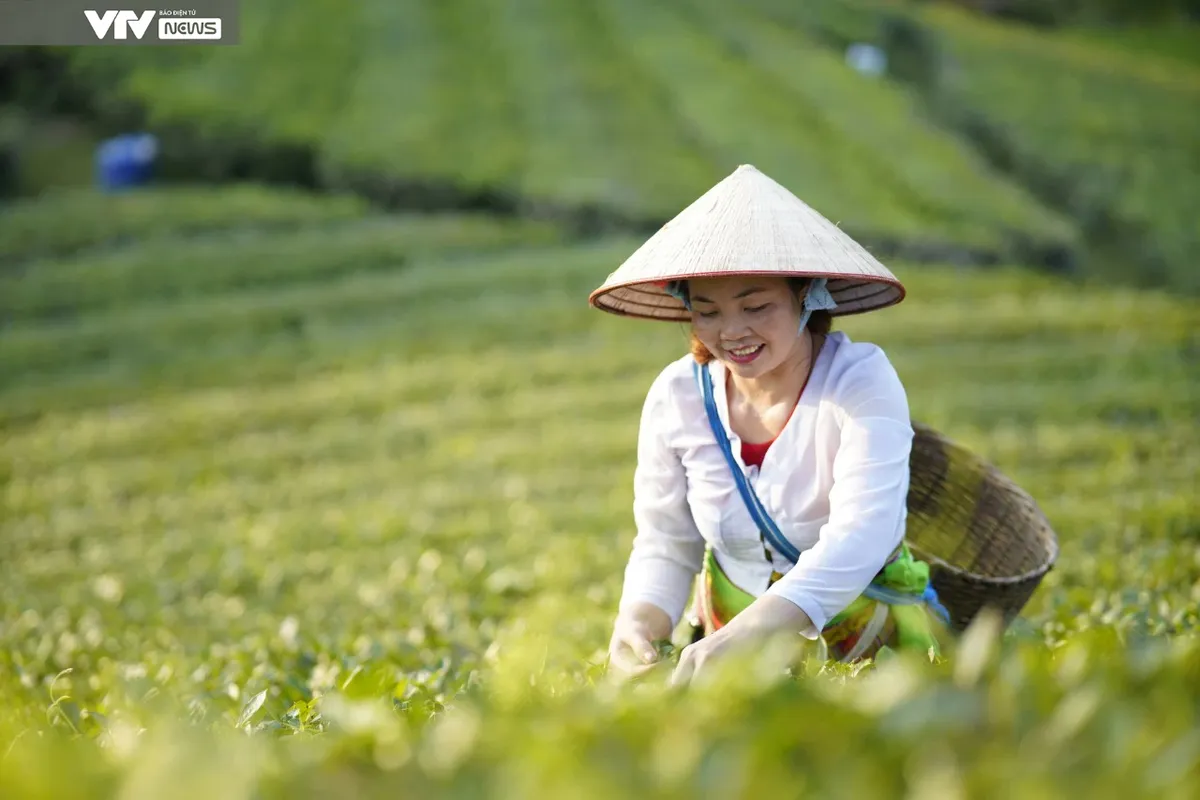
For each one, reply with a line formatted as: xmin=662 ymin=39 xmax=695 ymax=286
xmin=688 ymin=276 xmax=833 ymax=365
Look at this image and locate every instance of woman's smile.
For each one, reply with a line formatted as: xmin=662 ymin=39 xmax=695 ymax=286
xmin=725 ymin=343 xmax=765 ymax=364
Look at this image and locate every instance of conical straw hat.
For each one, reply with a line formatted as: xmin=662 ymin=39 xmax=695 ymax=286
xmin=589 ymin=164 xmax=906 ymax=322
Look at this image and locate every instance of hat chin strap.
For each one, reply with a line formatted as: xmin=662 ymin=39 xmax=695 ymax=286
xmin=798 ymin=278 xmax=837 ymax=334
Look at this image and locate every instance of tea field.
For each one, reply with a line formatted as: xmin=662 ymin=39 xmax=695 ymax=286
xmin=53 ymin=0 xmax=1200 ymax=292
xmin=61 ymin=0 xmax=1080 ymax=263
xmin=4 ymin=0 xmax=1200 ymax=795
xmin=1 ymin=184 xmax=1198 ymax=798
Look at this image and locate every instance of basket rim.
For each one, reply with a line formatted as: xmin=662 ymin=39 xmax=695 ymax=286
xmin=908 ymin=422 xmax=1061 ymax=587
xmin=913 ymin=537 xmax=1059 ymax=587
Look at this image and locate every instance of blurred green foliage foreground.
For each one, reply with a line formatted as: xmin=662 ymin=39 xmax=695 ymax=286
xmin=1 ymin=0 xmax=1199 ymax=797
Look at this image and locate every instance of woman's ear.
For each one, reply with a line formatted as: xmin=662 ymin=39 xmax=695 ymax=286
xmin=789 ymin=279 xmax=810 ymax=313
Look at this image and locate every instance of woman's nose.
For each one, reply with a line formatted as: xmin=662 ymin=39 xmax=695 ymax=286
xmin=720 ymin=316 xmax=752 ymax=340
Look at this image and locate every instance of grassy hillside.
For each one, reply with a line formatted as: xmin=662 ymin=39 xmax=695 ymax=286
xmin=2 ymin=185 xmax=1197 ymax=796
xmin=59 ymin=0 xmax=1077 ymax=263
xmin=50 ymin=0 xmax=1199 ymax=291
xmin=919 ymin=3 xmax=1200 ymax=291
xmin=754 ymin=0 xmax=1200 ymax=292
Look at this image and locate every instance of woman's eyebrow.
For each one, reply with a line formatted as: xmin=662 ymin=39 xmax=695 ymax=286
xmin=692 ymin=286 xmax=767 ymax=304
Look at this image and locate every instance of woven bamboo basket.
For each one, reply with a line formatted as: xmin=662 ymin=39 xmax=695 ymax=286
xmin=905 ymin=421 xmax=1059 ymax=634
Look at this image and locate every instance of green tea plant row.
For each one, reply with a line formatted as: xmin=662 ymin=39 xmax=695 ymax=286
xmin=0 ymin=184 xmax=368 ymax=264
xmin=0 ymin=235 xmax=607 ymax=388
xmin=323 ymin=0 xmax=526 ymax=192
xmin=55 ymin=0 xmax=1075 ymax=259
xmin=0 ymin=191 xmax=565 ymax=323
xmin=1064 ymin=21 xmax=1200 ymax=69
xmin=466 ymin=0 xmax=718 ymax=214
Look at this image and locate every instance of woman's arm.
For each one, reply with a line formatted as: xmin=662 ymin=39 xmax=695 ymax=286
xmin=763 ymin=350 xmax=914 ymax=637
xmin=611 ymin=370 xmax=706 ymax=669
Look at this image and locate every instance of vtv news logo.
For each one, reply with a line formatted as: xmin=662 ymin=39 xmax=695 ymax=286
xmin=84 ymin=10 xmax=154 ymax=39
xmin=84 ymin=10 xmax=223 ymax=41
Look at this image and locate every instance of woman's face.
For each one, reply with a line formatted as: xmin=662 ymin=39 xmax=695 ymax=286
xmin=688 ymin=276 xmax=807 ymax=378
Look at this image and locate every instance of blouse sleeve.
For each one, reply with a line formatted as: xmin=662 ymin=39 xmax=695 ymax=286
xmin=618 ymin=370 xmax=706 ymax=629
xmin=765 ymin=351 xmax=914 ymax=638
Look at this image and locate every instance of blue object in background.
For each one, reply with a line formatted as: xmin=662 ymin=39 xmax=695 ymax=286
xmin=846 ymin=43 xmax=887 ymax=78
xmin=95 ymin=133 xmax=158 ymax=191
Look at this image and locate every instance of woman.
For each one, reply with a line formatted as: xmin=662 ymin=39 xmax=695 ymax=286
xmin=588 ymin=165 xmax=950 ymax=685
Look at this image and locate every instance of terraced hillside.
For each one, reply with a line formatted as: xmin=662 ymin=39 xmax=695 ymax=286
xmin=751 ymin=0 xmax=1200 ymax=291
xmin=0 ymin=186 xmax=567 ymax=421
xmin=917 ymin=3 xmax=1200 ymax=291
xmin=61 ymin=0 xmax=1077 ymax=264
xmin=53 ymin=0 xmax=1200 ymax=293
xmin=2 ymin=185 xmax=1197 ymax=796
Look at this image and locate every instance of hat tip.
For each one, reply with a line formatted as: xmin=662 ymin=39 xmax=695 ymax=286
xmin=734 ymin=163 xmax=758 ymax=174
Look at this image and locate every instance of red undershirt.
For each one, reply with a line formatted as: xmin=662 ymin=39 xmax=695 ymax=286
xmin=740 ymin=393 xmax=801 ymax=467
xmin=740 ymin=438 xmax=775 ymax=468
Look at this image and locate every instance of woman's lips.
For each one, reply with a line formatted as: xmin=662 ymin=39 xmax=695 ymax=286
xmin=725 ymin=344 xmax=764 ymax=364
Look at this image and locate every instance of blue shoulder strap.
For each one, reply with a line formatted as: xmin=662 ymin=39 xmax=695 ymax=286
xmin=692 ymin=360 xmax=938 ymax=612
xmin=692 ymin=360 xmax=802 ymax=564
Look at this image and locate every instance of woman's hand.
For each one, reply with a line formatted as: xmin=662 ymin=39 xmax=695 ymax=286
xmin=669 ymin=594 xmax=811 ymax=687
xmin=607 ymin=602 xmax=674 ymax=680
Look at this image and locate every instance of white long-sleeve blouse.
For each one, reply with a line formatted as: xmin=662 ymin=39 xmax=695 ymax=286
xmin=618 ymin=331 xmax=915 ymax=640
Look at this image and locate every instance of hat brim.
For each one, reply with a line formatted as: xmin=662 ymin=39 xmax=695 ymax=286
xmin=588 ymin=270 xmax=906 ymax=323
